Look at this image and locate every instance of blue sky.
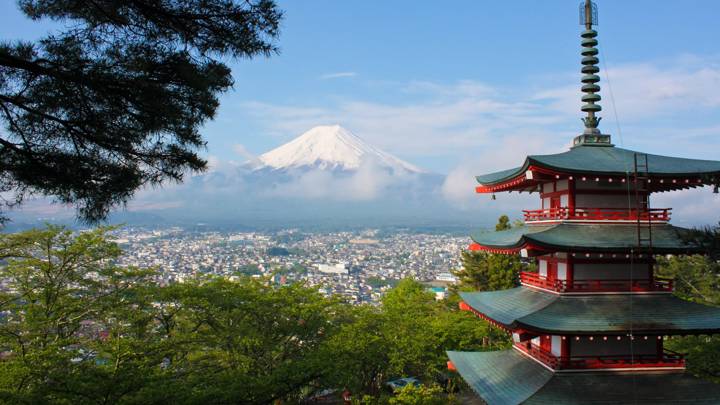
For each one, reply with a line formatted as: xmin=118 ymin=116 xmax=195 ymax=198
xmin=3 ymin=1 xmax=720 ymax=224
xmin=3 ymin=1 xmax=719 ymax=172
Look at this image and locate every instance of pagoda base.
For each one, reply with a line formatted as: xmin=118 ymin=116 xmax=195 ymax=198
xmin=447 ymin=350 xmax=720 ymax=405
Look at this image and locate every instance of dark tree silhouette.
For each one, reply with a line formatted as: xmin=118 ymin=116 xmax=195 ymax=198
xmin=0 ymin=0 xmax=282 ymax=222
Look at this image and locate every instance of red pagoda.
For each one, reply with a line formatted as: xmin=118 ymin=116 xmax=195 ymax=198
xmin=447 ymin=1 xmax=720 ymax=403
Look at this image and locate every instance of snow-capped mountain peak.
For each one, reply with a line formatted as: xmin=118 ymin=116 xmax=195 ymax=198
xmin=255 ymin=125 xmax=424 ymax=173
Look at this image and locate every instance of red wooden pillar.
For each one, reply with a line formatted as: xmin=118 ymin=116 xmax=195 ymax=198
xmin=568 ymin=178 xmax=576 ymax=217
xmin=561 ymin=336 xmax=571 ymax=368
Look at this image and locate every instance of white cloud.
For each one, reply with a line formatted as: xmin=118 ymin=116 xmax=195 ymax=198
xmin=245 ymin=55 xmax=720 ymax=159
xmin=8 ymin=55 xmax=720 ymax=225
xmin=534 ymin=55 xmax=720 ymax=121
xmin=232 ymin=54 xmax=720 ymax=223
xmin=320 ymin=72 xmax=357 ymax=80
xmin=232 ymin=144 xmax=255 ymax=160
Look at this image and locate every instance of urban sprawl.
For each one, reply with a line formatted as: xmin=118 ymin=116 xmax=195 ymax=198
xmin=114 ymin=228 xmax=464 ymax=304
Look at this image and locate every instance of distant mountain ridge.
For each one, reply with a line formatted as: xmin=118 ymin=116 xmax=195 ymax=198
xmin=253 ymin=125 xmax=425 ymax=174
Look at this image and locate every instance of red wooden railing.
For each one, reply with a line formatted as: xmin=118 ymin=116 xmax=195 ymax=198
xmin=523 ymin=207 xmax=671 ymax=222
xmin=516 ymin=343 xmax=685 ymax=370
xmin=520 ymin=271 xmax=673 ymax=293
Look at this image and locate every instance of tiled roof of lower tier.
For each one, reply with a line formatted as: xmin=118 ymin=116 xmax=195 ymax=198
xmin=459 ymin=287 xmax=720 ymax=334
xmin=470 ymin=223 xmax=699 ymax=253
xmin=447 ymin=350 xmax=720 ymax=405
xmin=475 ymin=145 xmax=720 ymax=186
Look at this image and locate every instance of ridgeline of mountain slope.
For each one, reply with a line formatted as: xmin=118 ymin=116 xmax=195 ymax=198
xmin=255 ymin=125 xmax=424 ymax=173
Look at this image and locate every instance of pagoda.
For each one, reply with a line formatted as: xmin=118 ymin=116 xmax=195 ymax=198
xmin=447 ymin=1 xmax=720 ymax=404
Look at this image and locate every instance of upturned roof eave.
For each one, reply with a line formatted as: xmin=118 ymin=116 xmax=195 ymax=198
xmin=448 ymin=350 xmax=720 ymax=405
xmin=469 ymin=224 xmax=701 ymax=254
xmin=475 ymin=147 xmax=720 ymax=189
xmin=460 ymin=287 xmax=720 ymax=335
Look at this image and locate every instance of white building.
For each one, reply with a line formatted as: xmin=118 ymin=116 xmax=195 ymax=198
xmin=316 ymin=263 xmax=349 ymax=275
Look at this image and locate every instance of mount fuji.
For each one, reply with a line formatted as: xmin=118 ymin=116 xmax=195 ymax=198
xmin=8 ymin=125 xmax=475 ymax=229
xmin=251 ymin=125 xmax=425 ymax=174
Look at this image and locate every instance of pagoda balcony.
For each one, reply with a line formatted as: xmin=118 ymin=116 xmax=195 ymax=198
xmin=522 ymin=207 xmax=671 ymax=223
xmin=516 ymin=344 xmax=686 ymax=371
xmin=520 ymin=271 xmax=674 ymax=293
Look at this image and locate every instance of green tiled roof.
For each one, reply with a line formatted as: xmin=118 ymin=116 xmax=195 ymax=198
xmin=449 ymin=350 xmax=720 ymax=405
xmin=527 ymin=370 xmax=720 ymax=404
xmin=447 ymin=350 xmax=552 ymax=405
xmin=459 ymin=288 xmax=555 ymax=326
xmin=461 ymin=287 xmax=720 ymax=334
xmin=470 ymin=223 xmax=700 ymax=253
xmin=476 ymin=145 xmax=720 ymax=185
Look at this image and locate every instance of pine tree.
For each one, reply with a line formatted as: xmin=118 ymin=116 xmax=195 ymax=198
xmin=0 ymin=0 xmax=282 ymax=222
xmin=453 ymin=215 xmax=522 ymax=291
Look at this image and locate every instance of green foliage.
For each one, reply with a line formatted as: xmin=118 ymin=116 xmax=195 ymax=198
xmin=656 ymin=255 xmax=720 ymax=305
xmin=157 ymin=278 xmax=343 ymax=404
xmin=367 ymin=277 xmax=399 ymax=289
xmin=495 ymin=215 xmax=512 ymax=231
xmin=388 ymin=384 xmax=448 ymax=405
xmin=679 ymin=223 xmax=720 ymax=261
xmin=453 ymin=250 xmax=521 ymax=292
xmin=0 ymin=225 xmax=164 ymax=404
xmin=327 ymin=279 xmax=509 ymax=395
xmin=236 ymin=263 xmax=261 ymax=275
xmin=665 ymin=336 xmax=720 ymax=384
xmin=0 ymin=226 xmax=502 ymax=403
xmin=267 ymin=246 xmax=290 ymax=256
xmin=453 ymin=215 xmax=523 ymax=292
xmin=0 ymin=1 xmax=282 ymax=222
xmin=656 ymin=225 xmax=720 ymax=383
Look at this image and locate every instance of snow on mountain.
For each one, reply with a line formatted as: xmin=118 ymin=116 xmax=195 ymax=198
xmin=254 ymin=125 xmax=425 ymax=173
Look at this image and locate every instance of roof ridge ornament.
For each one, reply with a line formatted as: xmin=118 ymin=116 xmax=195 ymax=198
xmin=573 ymin=0 xmax=613 ymax=148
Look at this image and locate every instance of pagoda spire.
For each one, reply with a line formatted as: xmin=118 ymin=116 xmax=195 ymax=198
xmin=574 ymin=0 xmax=612 ymax=147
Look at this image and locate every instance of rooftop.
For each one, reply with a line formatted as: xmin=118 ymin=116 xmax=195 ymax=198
xmin=469 ymin=223 xmax=700 ymax=254
xmin=459 ymin=287 xmax=720 ymax=334
xmin=475 ymin=145 xmax=720 ymax=193
xmin=447 ymin=350 xmax=720 ymax=405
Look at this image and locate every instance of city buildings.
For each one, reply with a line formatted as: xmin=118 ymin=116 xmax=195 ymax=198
xmin=113 ymin=227 xmax=464 ymax=304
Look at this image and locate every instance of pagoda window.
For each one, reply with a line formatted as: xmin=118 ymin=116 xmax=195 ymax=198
xmin=551 ymin=335 xmax=563 ymax=357
xmin=573 ymin=262 xmax=650 ymax=281
xmin=537 ymin=255 xmax=569 ymax=281
xmin=570 ymin=337 xmax=657 ymax=358
xmin=538 ymin=259 xmax=547 ymax=278
xmin=557 ymin=261 xmax=568 ymax=281
xmin=574 ymin=193 xmax=641 ymax=209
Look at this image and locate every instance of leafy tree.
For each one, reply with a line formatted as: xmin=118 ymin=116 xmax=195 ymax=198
xmin=0 ymin=226 xmax=505 ymax=403
xmin=679 ymin=223 xmax=720 ymax=261
xmin=655 ymin=224 xmax=720 ymax=383
xmin=453 ymin=250 xmax=521 ymax=292
xmin=325 ymin=279 xmax=507 ymax=397
xmin=157 ymin=277 xmax=345 ymax=404
xmin=267 ymin=246 xmax=290 ymax=256
xmin=0 ymin=225 xmax=166 ymax=404
xmin=453 ymin=215 xmax=523 ymax=292
xmin=388 ymin=384 xmax=448 ymax=405
xmin=656 ymin=255 xmax=720 ymax=305
xmin=0 ymin=0 xmax=282 ymax=222
xmin=495 ymin=215 xmax=512 ymax=231
xmin=236 ymin=263 xmax=261 ymax=276
xmin=0 ymin=225 xmax=347 ymax=404
xmin=326 ymin=305 xmax=391 ymax=395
